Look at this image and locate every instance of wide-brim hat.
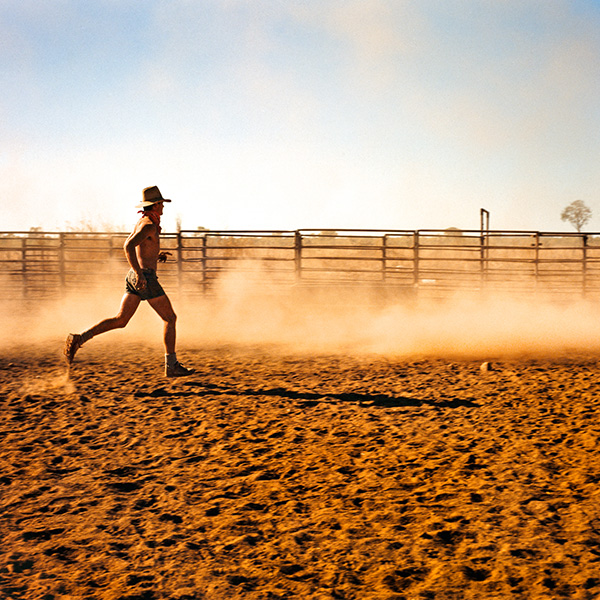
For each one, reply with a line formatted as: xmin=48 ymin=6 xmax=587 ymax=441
xmin=136 ymin=185 xmax=172 ymax=208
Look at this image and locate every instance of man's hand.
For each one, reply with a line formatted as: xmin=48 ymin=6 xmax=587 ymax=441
xmin=134 ymin=271 xmax=147 ymax=291
xmin=158 ymin=251 xmax=172 ymax=263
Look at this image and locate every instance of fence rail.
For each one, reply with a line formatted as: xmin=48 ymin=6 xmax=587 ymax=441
xmin=2 ymin=229 xmax=600 ymax=301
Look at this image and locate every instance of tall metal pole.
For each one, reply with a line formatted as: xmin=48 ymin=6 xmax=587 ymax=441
xmin=480 ymin=208 xmax=490 ymax=233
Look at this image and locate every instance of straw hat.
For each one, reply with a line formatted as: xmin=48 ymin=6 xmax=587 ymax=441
xmin=136 ymin=186 xmax=172 ymax=208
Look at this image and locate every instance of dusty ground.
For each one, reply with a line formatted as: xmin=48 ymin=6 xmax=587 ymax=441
xmin=1 ymin=341 xmax=600 ymax=600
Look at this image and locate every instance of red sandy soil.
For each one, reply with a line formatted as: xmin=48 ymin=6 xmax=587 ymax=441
xmin=1 ymin=341 xmax=600 ymax=600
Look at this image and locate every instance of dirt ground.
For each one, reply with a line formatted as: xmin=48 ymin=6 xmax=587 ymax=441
xmin=1 ymin=341 xmax=600 ymax=600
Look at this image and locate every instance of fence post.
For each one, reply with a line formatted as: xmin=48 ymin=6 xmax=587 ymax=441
xmin=381 ymin=235 xmax=387 ymax=282
xmin=582 ymin=234 xmax=588 ymax=298
xmin=59 ymin=232 xmax=66 ymax=294
xmin=201 ymin=233 xmax=207 ymax=294
xmin=176 ymin=231 xmax=183 ymax=297
xmin=533 ymin=232 xmax=540 ymax=292
xmin=294 ymin=230 xmax=302 ymax=283
xmin=21 ymin=237 xmax=28 ymax=299
xmin=480 ymin=231 xmax=488 ymax=289
xmin=480 ymin=209 xmax=490 ymax=291
xmin=413 ymin=231 xmax=420 ymax=289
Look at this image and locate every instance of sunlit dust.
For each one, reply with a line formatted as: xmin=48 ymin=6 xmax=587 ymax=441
xmin=3 ymin=264 xmax=600 ymax=361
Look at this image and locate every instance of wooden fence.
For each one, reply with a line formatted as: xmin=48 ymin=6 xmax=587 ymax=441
xmin=2 ymin=229 xmax=600 ymax=302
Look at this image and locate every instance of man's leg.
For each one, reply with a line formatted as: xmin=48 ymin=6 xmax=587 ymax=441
xmin=147 ymin=294 xmax=176 ymax=354
xmin=148 ymin=294 xmax=193 ymax=377
xmin=64 ymin=293 xmax=141 ymax=363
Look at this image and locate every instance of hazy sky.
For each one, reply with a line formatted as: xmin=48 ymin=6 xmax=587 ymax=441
xmin=2 ymin=0 xmax=600 ymax=232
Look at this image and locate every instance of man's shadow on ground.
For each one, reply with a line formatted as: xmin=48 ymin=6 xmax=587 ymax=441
xmin=136 ymin=382 xmax=479 ymax=409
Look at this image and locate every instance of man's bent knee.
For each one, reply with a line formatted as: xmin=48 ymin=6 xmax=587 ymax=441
xmin=114 ymin=314 xmax=132 ymax=328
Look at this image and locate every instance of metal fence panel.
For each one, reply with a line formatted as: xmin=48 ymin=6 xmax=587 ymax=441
xmin=1 ymin=229 xmax=598 ymax=301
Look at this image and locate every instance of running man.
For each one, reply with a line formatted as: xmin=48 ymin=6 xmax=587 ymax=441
xmin=64 ymin=185 xmax=193 ymax=377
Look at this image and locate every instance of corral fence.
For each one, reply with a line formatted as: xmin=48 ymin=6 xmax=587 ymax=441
xmin=2 ymin=229 xmax=600 ymax=302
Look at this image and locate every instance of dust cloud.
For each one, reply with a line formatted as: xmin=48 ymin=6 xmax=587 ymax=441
xmin=175 ymin=267 xmax=600 ymax=359
xmin=2 ymin=264 xmax=600 ymax=362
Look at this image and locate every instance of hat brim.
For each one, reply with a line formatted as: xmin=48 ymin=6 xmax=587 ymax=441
xmin=136 ymin=199 xmax=171 ymax=208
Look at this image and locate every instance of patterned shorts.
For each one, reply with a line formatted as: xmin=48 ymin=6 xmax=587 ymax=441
xmin=125 ymin=268 xmax=165 ymax=300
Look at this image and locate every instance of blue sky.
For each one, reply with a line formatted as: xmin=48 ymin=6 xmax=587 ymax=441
xmin=2 ymin=0 xmax=600 ymax=232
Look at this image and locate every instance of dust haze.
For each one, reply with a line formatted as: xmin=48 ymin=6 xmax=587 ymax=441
xmin=2 ymin=265 xmax=600 ymax=362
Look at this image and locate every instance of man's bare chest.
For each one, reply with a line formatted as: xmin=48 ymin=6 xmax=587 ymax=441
xmin=138 ymin=235 xmax=160 ymax=255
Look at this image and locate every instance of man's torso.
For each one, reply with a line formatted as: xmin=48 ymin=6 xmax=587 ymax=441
xmin=135 ymin=217 xmax=160 ymax=270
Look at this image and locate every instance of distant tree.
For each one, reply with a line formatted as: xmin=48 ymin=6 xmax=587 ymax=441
xmin=444 ymin=227 xmax=463 ymax=236
xmin=561 ymin=200 xmax=592 ymax=232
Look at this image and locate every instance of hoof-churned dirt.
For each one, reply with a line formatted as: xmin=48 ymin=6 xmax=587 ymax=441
xmin=1 ymin=342 xmax=600 ymax=599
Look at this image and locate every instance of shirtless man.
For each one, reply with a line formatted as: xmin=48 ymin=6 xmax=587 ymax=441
xmin=64 ymin=186 xmax=193 ymax=377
